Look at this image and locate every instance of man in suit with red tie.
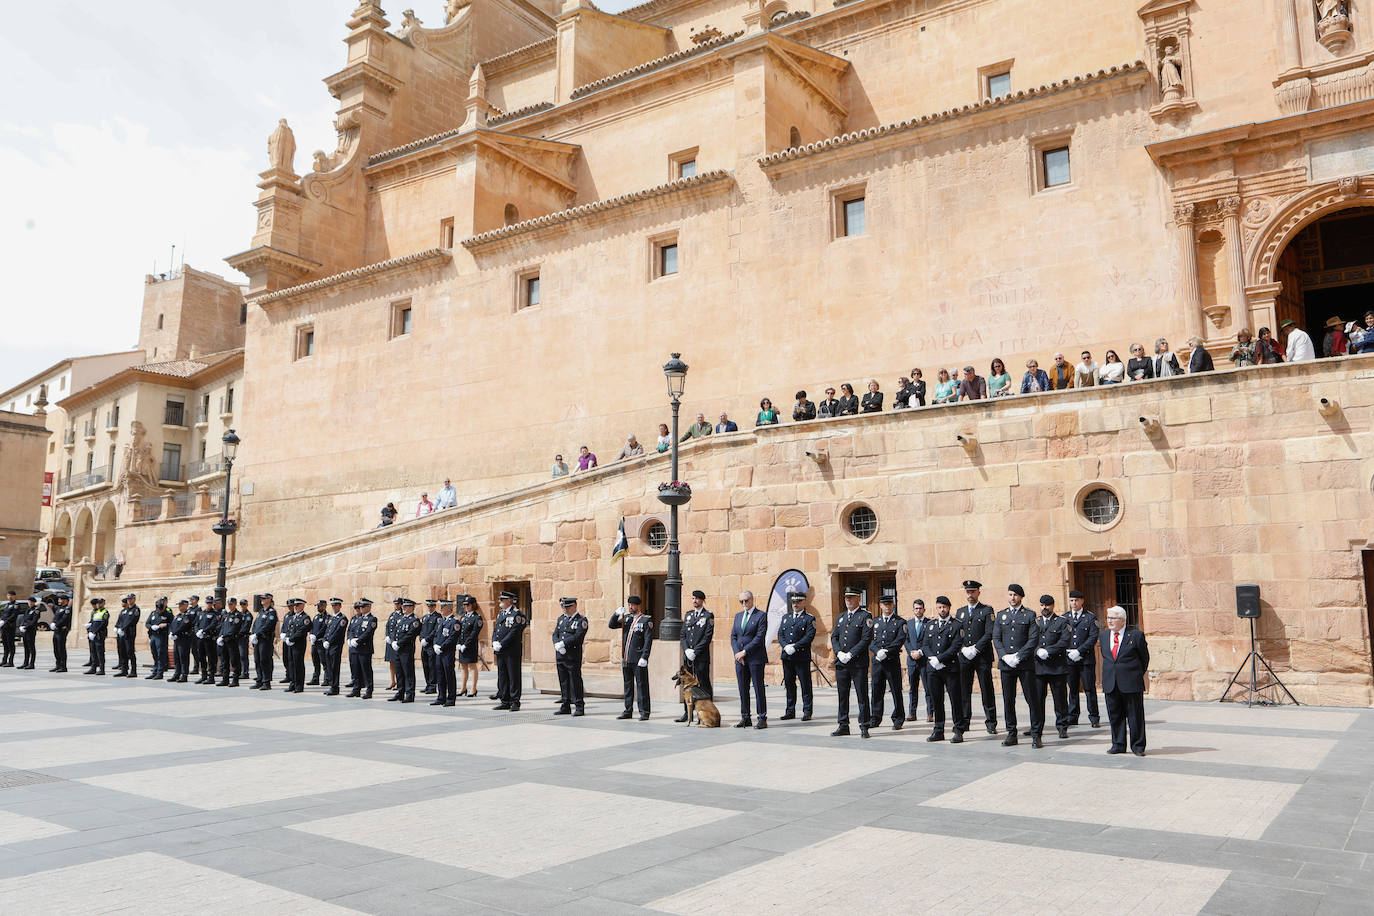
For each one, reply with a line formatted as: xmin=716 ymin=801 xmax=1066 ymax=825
xmin=731 ymin=590 xmax=769 ymax=729
xmin=1099 ymin=605 xmax=1149 ymax=756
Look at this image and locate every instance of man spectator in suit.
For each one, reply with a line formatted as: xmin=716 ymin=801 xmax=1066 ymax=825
xmin=680 ymin=413 xmax=712 ymax=441
xmin=1048 ymin=353 xmax=1075 ymax=390
xmin=956 ymin=365 xmax=987 ymax=401
xmin=830 ymin=585 xmax=873 ymax=738
xmin=1186 ymin=337 xmax=1215 ymax=373
xmin=715 ymin=412 xmax=738 ymax=433
xmin=1073 ymin=351 xmax=1100 ymax=388
xmin=920 ymin=596 xmax=964 ymax=742
xmin=1030 ymin=595 xmax=1071 ymax=742
xmin=1020 ymin=359 xmax=1050 ymax=394
xmin=905 ymin=599 xmax=932 ymax=722
xmin=776 ymin=591 xmax=815 ymax=720
xmin=434 ymin=478 xmax=457 ymax=509
xmin=955 ymin=580 xmax=997 ymax=735
xmin=730 ymin=590 xmax=769 ymax=729
xmin=992 ymin=584 xmax=1039 ymax=747
xmin=676 ymin=590 xmax=715 ymax=722
xmin=791 ymin=392 xmax=816 ymax=422
xmin=817 ymin=387 xmax=840 ymax=418
xmin=1065 ymin=589 xmax=1101 ymax=727
xmin=1100 ymin=605 xmax=1149 ymax=755
xmin=611 ymin=596 xmax=653 ymax=719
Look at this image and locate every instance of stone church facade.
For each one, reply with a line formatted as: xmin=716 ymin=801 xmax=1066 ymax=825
xmin=80 ymin=0 xmax=1374 ymax=703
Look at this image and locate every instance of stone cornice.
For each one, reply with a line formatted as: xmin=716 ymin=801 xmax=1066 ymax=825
xmin=479 ymin=36 xmax=556 ymax=76
xmin=364 ymin=129 xmax=580 ymax=192
xmin=1146 ymin=97 xmax=1374 ymax=166
xmin=251 ymin=249 xmax=452 ymax=309
xmin=569 ymin=30 xmax=743 ymax=100
xmin=758 ymin=61 xmax=1149 ymax=173
xmin=323 ymin=60 xmax=404 ymax=99
xmin=224 ymin=245 xmax=321 ymax=277
xmin=489 ymin=101 xmax=555 ymax=126
xmin=460 ymin=169 xmax=733 ymax=252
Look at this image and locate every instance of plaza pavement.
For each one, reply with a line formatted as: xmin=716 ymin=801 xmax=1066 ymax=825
xmin=0 ymin=648 xmax=1369 ymax=914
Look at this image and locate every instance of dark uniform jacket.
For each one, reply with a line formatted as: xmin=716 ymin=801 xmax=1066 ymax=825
xmin=323 ymin=612 xmax=348 ymax=646
xmin=920 ymin=614 xmax=963 ymax=666
xmin=217 ymin=609 xmax=241 ymax=641
xmin=955 ymin=602 xmax=995 ymax=664
xmin=904 ymin=616 xmax=931 ymax=664
xmin=492 ymin=607 xmax=527 ymax=656
xmin=195 ymin=605 xmax=220 ymax=639
xmin=251 ymin=606 xmax=279 ymax=641
xmin=282 ymin=609 xmax=311 ymax=645
xmin=170 ymin=610 xmax=194 ymax=638
xmin=20 ymin=604 xmax=42 ymax=632
xmin=393 ymin=612 xmax=420 ymax=652
xmin=145 ymin=607 xmax=172 ymax=637
xmin=870 ymin=613 xmax=906 ymax=659
xmin=830 ymin=607 xmax=872 ymax=666
xmin=52 ymin=604 xmax=72 ymax=633
xmin=1032 ymin=613 xmax=1071 ymax=676
xmin=681 ymin=607 xmax=714 ymax=655
xmin=611 ymin=611 xmax=653 ymax=665
xmin=310 ymin=611 xmax=331 ymax=642
xmin=433 ymin=615 xmax=459 ymax=653
xmin=0 ymin=600 xmax=20 ymax=631
xmin=991 ymin=605 xmax=1038 ymax=671
xmin=87 ymin=607 xmax=109 ymax=638
xmin=419 ymin=611 xmax=441 ymax=645
xmin=1066 ymin=610 xmax=1099 ymax=664
xmin=775 ymin=610 xmax=815 ymax=655
xmin=457 ymin=610 xmax=483 ymax=647
xmin=114 ymin=604 xmax=140 ymax=637
xmin=552 ymin=613 xmax=588 ymax=664
xmin=347 ymin=613 xmax=377 ymax=653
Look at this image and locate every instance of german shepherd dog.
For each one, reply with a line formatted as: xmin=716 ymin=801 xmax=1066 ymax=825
xmin=672 ymin=665 xmax=721 ymax=728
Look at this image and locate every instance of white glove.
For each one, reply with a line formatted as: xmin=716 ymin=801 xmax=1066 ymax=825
xmin=554 ymin=640 xmax=565 ymax=652
xmin=1036 ymin=648 xmax=1049 ymax=660
xmin=1068 ymin=649 xmax=1081 ymax=662
xmin=216 ymin=637 xmax=224 ymax=646
xmin=323 ymin=641 xmax=330 ymax=648
xmin=612 ymin=608 xmax=624 ymax=620
xmin=196 ymin=630 xmax=205 ymax=638
xmin=309 ymin=634 xmax=316 ymax=643
xmin=875 ymin=649 xmax=888 ymax=661
xmin=837 ymin=651 xmax=851 ymax=664
xmin=285 ymin=638 xmax=293 ymax=646
xmin=115 ymin=629 xmax=123 ymax=637
xmin=17 ymin=627 xmax=24 ymax=634
xmin=251 ymin=635 xmax=258 ymax=645
xmin=909 ymin=649 xmax=923 ymax=659
xmin=929 ymin=657 xmax=943 ymax=670
xmin=684 ymin=648 xmax=696 ymax=661
xmin=961 ymin=646 xmax=977 ymax=660
xmin=457 ymin=643 xmax=465 ymax=652
xmin=420 ymin=640 xmax=428 ymax=648
xmin=492 ymin=640 xmax=502 ymax=652
xmin=348 ymin=639 xmax=357 ymax=648
xmin=88 ymin=633 xmax=95 ymax=641
xmin=388 ymin=640 xmax=397 ymax=650
xmin=637 ymin=658 xmax=648 ymax=668
xmin=1002 ymin=653 xmax=1019 ymax=666
xmin=784 ymin=644 xmax=795 ymax=656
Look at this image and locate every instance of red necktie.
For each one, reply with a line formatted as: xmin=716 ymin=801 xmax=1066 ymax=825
xmin=1112 ymin=632 xmax=1120 ymax=659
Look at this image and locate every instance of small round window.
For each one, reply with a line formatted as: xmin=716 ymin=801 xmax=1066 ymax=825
xmin=1080 ymin=488 xmax=1121 ymax=526
xmin=846 ymin=505 xmax=878 ymax=540
xmin=644 ymin=520 xmax=668 ymax=550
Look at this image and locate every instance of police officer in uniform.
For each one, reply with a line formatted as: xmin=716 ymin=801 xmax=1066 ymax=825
xmin=167 ymin=599 xmax=192 ymax=681
xmin=186 ymin=594 xmax=203 ymax=677
xmin=1065 ymin=590 xmax=1101 ymax=727
xmin=920 ymin=596 xmax=965 ymax=742
xmin=611 ymin=596 xmax=652 ymax=720
xmin=776 ymin=591 xmax=816 ymax=721
xmin=251 ymin=593 xmax=279 ymax=689
xmin=992 ymin=584 xmax=1039 ymax=747
xmin=346 ymin=598 xmax=377 ymax=698
xmin=215 ymin=599 xmax=241 ymax=687
xmin=322 ymin=598 xmax=348 ymax=695
xmin=144 ymin=597 xmax=172 ymax=679
xmin=112 ymin=594 xmax=141 ymax=677
xmin=457 ymin=595 xmax=483 ymax=697
xmin=552 ymin=597 xmax=588 ymax=715
xmin=278 ymin=599 xmax=302 ymax=684
xmin=1031 ymin=594 xmax=1072 ymax=742
xmin=955 ymin=580 xmax=998 ymax=735
xmin=17 ymin=596 xmax=42 ymax=669
xmin=491 ymin=590 xmax=528 ymax=710
xmin=419 ymin=599 xmax=441 ymax=695
xmin=868 ymin=594 xmax=906 ymax=731
xmin=431 ymin=599 xmax=459 ymax=707
xmin=84 ymin=597 xmax=109 ymax=675
xmin=830 ymin=585 xmax=873 ymax=739
xmin=679 ymin=589 xmax=715 ymax=712
xmin=50 ymin=594 xmax=72 ymax=672
xmin=283 ymin=598 xmax=313 ymax=692
xmin=384 ymin=598 xmax=403 ymax=691
xmin=308 ymin=600 xmax=330 ymax=687
xmin=389 ymin=599 xmax=420 ymax=703
xmin=194 ymin=596 xmax=219 ymax=684
xmin=0 ymin=589 xmax=19 ymax=666
xmin=237 ymin=597 xmax=253 ymax=677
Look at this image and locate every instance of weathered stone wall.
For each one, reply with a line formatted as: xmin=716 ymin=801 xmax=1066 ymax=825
xmin=0 ymin=412 xmax=49 ymax=594
xmin=93 ymin=356 xmax=1374 ymax=706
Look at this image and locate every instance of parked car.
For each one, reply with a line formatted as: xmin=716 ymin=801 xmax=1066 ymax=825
xmin=31 ymin=580 xmax=73 ymax=628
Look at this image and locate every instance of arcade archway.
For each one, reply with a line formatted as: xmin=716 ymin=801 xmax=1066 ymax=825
xmin=1274 ymin=205 xmax=1374 ymax=349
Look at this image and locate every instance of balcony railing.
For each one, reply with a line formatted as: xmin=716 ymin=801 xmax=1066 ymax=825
xmin=105 ymin=409 xmax=119 ymax=429
xmin=83 ymin=422 xmax=96 ymax=438
xmin=134 ymin=497 xmax=161 ymax=522
xmin=58 ymin=465 xmax=109 ymax=495
xmin=219 ymin=395 xmax=234 ymax=415
xmin=169 ymin=491 xmax=197 ymax=519
xmin=63 ymin=429 xmax=76 ymax=445
xmin=159 ymin=462 xmax=186 ymax=483
xmin=164 ymin=404 xmax=186 ymax=426
xmin=188 ymin=454 xmax=224 ymax=479
xmin=194 ymin=407 xmax=209 ymax=425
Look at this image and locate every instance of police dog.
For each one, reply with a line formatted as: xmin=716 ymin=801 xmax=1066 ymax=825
xmin=672 ymin=665 xmax=720 ymax=728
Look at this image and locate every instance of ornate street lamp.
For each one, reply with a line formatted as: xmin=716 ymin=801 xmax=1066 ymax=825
xmin=658 ymin=354 xmax=689 ymax=641
xmin=212 ymin=428 xmax=240 ymax=604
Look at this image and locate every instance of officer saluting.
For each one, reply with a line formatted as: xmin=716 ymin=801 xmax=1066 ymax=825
xmin=830 ymin=585 xmax=873 ymax=739
xmin=84 ymin=598 xmax=109 ymax=675
xmin=431 ymin=599 xmax=459 ymax=707
xmin=776 ymin=591 xmax=816 ymax=721
xmin=869 ymin=594 xmax=906 ymax=731
xmin=321 ymin=598 xmax=348 ymax=695
xmin=552 ymin=597 xmax=588 ymax=716
xmin=491 ymin=590 xmax=528 ymax=711
xmin=611 ymin=596 xmax=653 ymax=720
xmin=678 ymin=590 xmax=715 ymax=719
xmin=250 ymin=594 xmax=279 ymax=689
xmin=955 ymin=580 xmax=998 ymax=735
xmin=50 ymin=595 xmax=72 ymax=673
xmin=346 ymin=598 xmax=377 ymax=698
xmin=992 ymin=584 xmax=1040 ymax=747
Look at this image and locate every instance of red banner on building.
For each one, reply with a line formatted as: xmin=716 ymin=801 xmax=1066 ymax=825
xmin=41 ymin=472 xmax=53 ymax=507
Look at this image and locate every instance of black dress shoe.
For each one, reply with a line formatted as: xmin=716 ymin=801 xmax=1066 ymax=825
xmin=260 ymin=685 xmax=271 ymax=690
xmin=112 ymin=672 xmax=126 ymax=678
xmin=1107 ymin=747 xmax=1126 ymax=755
xmin=831 ymin=725 xmax=851 ymax=737
xmin=639 ymin=713 xmax=650 ymax=721
xmin=986 ymin=724 xmax=997 ymax=734
xmin=754 ymin=719 xmax=767 ymax=730
xmin=1002 ymin=736 xmax=1018 ymax=746
xmin=1091 ymin=720 xmax=1102 ymax=728
xmin=49 ymin=667 xmax=60 ymax=672
xmin=307 ymin=679 xmax=320 ymax=686
xmin=326 ymin=689 xmax=340 ymax=696
xmin=893 ymin=721 xmax=904 ymax=731
xmin=362 ymin=690 xmax=373 ymax=699
xmin=401 ymin=697 xmax=414 ymax=704
xmin=509 ymin=704 xmax=520 ymax=712
xmin=1057 ymin=726 xmax=1068 ymax=739
xmin=1132 ymin=749 xmax=1146 ymax=757
xmin=779 ymin=712 xmax=795 ymax=721
xmin=388 ymin=694 xmax=402 ymax=702
xmin=926 ymin=733 xmax=945 ymax=742
xmin=734 ymin=719 xmax=752 ymax=728
xmin=489 ymin=693 xmax=500 ymax=700
xmin=673 ymin=714 xmax=689 ymax=723
xmin=347 ymin=690 xmax=361 ymax=698
xmin=802 ymin=712 xmax=812 ymax=721
xmin=571 ymin=708 xmax=584 ymax=717
xmin=493 ymin=703 xmax=510 ymax=710
xmin=617 ymin=711 xmax=633 ymax=720
xmin=554 ymin=707 xmax=571 ymax=715
xmin=950 ymin=733 xmax=964 ymax=743
xmin=444 ymin=702 xmax=456 ymax=707
xmin=860 ymin=726 xmax=871 ymax=739
xmin=1022 ymin=729 xmax=1032 ymax=737
xmin=1031 ymin=736 xmax=1044 ymax=748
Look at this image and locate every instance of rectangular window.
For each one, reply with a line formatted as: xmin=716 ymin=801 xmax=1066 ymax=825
xmin=59 ymin=376 xmax=66 ymax=391
xmin=649 ymin=231 xmax=681 ymax=281
xmin=1042 ymin=146 xmax=1071 ymax=188
xmin=164 ymin=398 xmax=185 ymax=426
xmin=986 ymin=71 xmax=1011 ymax=98
xmin=440 ymin=217 xmax=455 ymax=249
xmin=979 ymin=59 xmax=1015 ymax=100
xmin=515 ymin=268 xmax=542 ymax=310
xmin=295 ymin=325 xmax=315 ymax=360
xmin=160 ymin=443 xmax=182 ymax=482
xmin=830 ymin=183 xmax=868 ymax=240
xmin=390 ymin=300 xmax=413 ymax=339
xmin=225 ymin=386 xmax=234 ymax=414
xmin=659 ymin=243 xmax=679 ymax=276
xmin=239 ymin=303 xmax=247 ymax=325
xmin=108 ymin=445 xmax=116 ymax=473
xmin=85 ymin=453 xmax=94 ymax=473
xmin=670 ymin=147 xmax=699 ymax=181
xmin=842 ymin=197 xmax=866 ymax=236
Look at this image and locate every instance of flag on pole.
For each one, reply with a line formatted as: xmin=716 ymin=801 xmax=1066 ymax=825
xmin=611 ymin=518 xmax=629 ymax=562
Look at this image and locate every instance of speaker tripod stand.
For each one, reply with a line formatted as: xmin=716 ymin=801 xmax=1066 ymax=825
xmin=1218 ymin=617 xmax=1298 ymax=706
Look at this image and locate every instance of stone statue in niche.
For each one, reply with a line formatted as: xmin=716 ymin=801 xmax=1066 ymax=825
xmin=1316 ymin=0 xmax=1353 ymax=54
xmin=267 ymin=119 xmax=296 ymax=174
xmin=120 ymin=421 xmax=160 ymax=496
xmin=1318 ymin=0 xmax=1350 ymax=23
xmin=1158 ymin=38 xmax=1185 ymax=99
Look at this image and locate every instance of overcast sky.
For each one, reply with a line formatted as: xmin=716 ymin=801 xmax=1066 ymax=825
xmin=0 ymin=0 xmax=634 ymax=389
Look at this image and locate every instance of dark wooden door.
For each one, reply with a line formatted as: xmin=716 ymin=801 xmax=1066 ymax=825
xmin=1071 ymin=560 xmax=1141 ymax=627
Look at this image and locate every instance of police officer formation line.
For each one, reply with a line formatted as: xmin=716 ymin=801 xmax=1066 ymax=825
xmin=2 ymin=579 xmax=1149 ymax=755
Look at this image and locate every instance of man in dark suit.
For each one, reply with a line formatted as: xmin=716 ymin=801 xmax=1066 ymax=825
xmin=904 ymin=599 xmax=932 ymax=721
xmin=729 ymin=590 xmax=769 ymax=729
xmin=955 ymin=580 xmax=998 ymax=735
xmin=776 ymin=591 xmax=815 ymax=721
xmin=1100 ymin=605 xmax=1149 ymax=756
xmin=991 ymin=584 xmax=1039 ymax=747
xmin=919 ymin=597 xmax=964 ymax=742
xmin=1065 ymin=590 xmax=1101 ymax=727
xmin=868 ymin=595 xmax=906 ymax=731
xmin=830 ymin=585 xmax=873 ymax=738
xmin=611 ymin=596 xmax=653 ymax=720
xmin=1030 ymin=595 xmax=1071 ymax=744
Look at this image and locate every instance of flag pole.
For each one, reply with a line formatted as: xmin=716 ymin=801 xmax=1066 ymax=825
xmin=620 ymin=517 xmax=627 ymax=608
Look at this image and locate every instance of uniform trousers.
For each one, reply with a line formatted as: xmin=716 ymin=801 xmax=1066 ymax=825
xmin=869 ymin=655 xmax=905 ymax=726
xmin=253 ymin=639 xmax=274 ymax=685
xmin=348 ymin=649 xmax=373 ymax=691
xmin=421 ymin=645 xmax=435 ymax=690
xmin=495 ymin=651 xmax=522 ymax=705
xmin=91 ymin=636 xmax=106 ymax=671
xmin=148 ymin=633 xmax=167 ymax=675
xmin=555 ymin=657 xmax=584 ymax=710
xmin=311 ymin=640 xmax=325 ymax=683
xmin=116 ymin=631 xmax=136 ymax=674
xmin=218 ymin=640 xmax=237 ymax=682
xmin=687 ymin=650 xmax=712 ymax=699
xmin=198 ymin=636 xmax=219 ymax=677
xmin=999 ymin=666 xmax=1041 ymax=736
xmin=172 ymin=636 xmax=191 ymax=679
xmin=781 ymin=652 xmax=812 ymax=716
xmin=1032 ymin=673 xmax=1069 ymax=735
xmin=436 ymin=648 xmax=457 ymax=703
xmin=958 ymin=658 xmax=997 ymax=730
xmin=20 ymin=629 xmax=37 ymax=668
xmin=1068 ymin=661 xmax=1100 ymax=723
xmin=927 ymin=664 xmax=964 ymax=735
xmin=622 ymin=662 xmax=650 ymax=715
xmin=735 ymin=660 xmax=766 ymax=720
xmin=835 ymin=660 xmax=871 ymax=726
xmin=290 ymin=642 xmax=307 ymax=690
xmin=395 ymin=649 xmax=416 ymax=698
xmin=326 ymin=644 xmax=344 ymax=690
xmin=907 ymin=660 xmax=931 ymax=718
xmin=52 ymin=629 xmax=68 ymax=669
xmin=1 ymin=624 xmax=16 ymax=665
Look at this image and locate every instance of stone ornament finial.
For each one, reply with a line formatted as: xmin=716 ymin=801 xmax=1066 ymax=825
xmin=268 ymin=118 xmax=297 ymax=174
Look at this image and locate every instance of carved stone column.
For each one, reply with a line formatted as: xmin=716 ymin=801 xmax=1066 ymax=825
xmin=1278 ymin=0 xmax=1303 ymax=72
xmin=1219 ymin=196 xmax=1248 ymax=334
xmin=1274 ymin=0 xmax=1313 ymax=113
xmin=1175 ymin=203 xmax=1205 ymax=340
xmin=1245 ymin=281 xmax=1284 ymax=337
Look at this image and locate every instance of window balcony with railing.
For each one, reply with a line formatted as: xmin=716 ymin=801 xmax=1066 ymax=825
xmin=105 ymin=409 xmax=119 ymax=431
xmin=82 ymin=421 xmax=96 ymax=440
xmin=169 ymin=491 xmax=197 ymax=519
xmin=63 ymin=429 xmax=76 ymax=446
xmin=58 ymin=465 xmax=109 ymax=495
xmin=158 ymin=462 xmax=186 ymax=483
xmin=194 ymin=407 xmax=209 ymax=426
xmin=163 ymin=404 xmax=186 ymax=427
xmin=134 ymin=497 xmax=162 ymax=522
xmin=187 ymin=454 xmax=224 ymax=480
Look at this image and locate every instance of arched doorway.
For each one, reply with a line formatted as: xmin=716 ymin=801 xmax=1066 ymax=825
xmin=72 ymin=507 xmax=94 ymax=565
xmin=93 ymin=501 xmax=118 ymax=566
xmin=51 ymin=512 xmax=73 ymax=568
xmin=1274 ymin=205 xmax=1374 ymax=351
